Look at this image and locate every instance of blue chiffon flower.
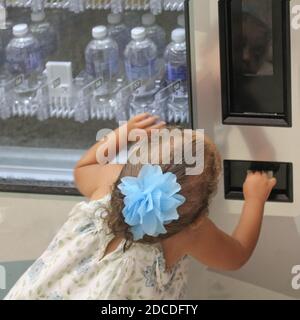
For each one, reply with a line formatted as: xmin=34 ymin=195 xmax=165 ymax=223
xmin=118 ymin=165 xmax=186 ymax=241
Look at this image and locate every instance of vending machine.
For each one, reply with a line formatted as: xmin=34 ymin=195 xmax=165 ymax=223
xmin=188 ymin=0 xmax=300 ymax=299
xmin=0 ymin=0 xmax=299 ymax=299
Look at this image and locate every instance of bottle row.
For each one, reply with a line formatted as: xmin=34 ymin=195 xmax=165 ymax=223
xmin=3 ymin=0 xmax=185 ymax=14
xmin=0 ymin=11 xmax=189 ymax=123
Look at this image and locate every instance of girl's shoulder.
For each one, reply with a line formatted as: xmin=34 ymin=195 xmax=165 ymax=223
xmin=67 ymin=193 xmax=111 ymax=222
xmin=88 ymin=193 xmax=112 ymax=206
xmin=78 ymin=193 xmax=112 ymax=210
xmin=89 ymin=192 xmax=112 ymax=204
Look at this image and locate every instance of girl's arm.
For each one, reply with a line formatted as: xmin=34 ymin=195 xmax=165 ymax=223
xmin=185 ymin=172 xmax=276 ymax=271
xmin=74 ymin=113 xmax=165 ymax=198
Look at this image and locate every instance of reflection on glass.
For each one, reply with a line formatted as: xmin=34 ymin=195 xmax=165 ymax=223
xmin=242 ymin=0 xmax=273 ymax=76
xmin=221 ymin=0 xmax=290 ymax=122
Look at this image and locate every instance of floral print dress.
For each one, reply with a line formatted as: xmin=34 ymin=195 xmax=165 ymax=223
xmin=4 ymin=195 xmax=189 ymax=300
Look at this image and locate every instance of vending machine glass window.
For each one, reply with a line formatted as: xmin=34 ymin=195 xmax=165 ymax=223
xmin=219 ymin=0 xmax=291 ymax=127
xmin=0 ymin=1 xmax=193 ymax=195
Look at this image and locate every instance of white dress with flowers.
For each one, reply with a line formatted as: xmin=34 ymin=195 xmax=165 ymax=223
xmin=4 ymin=195 xmax=189 ymax=300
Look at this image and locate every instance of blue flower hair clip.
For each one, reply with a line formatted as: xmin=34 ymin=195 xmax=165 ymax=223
xmin=118 ymin=165 xmax=186 ymax=241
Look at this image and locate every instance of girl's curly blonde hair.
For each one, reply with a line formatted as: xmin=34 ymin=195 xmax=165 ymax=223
xmin=104 ymin=129 xmax=221 ymax=246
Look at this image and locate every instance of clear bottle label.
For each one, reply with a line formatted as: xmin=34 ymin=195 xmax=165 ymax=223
xmin=167 ymin=63 xmax=187 ymax=82
xmin=6 ymin=47 xmax=42 ymax=75
xmin=86 ymin=49 xmax=119 ymax=79
xmin=125 ymin=59 xmax=157 ymax=81
xmin=28 ymin=52 xmax=42 ymax=71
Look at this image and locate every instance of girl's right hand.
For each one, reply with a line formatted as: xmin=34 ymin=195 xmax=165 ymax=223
xmin=243 ymin=171 xmax=277 ymax=204
xmin=126 ymin=113 xmax=166 ymax=136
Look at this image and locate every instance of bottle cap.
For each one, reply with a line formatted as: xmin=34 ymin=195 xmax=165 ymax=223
xmin=31 ymin=11 xmax=46 ymax=22
xmin=92 ymin=25 xmax=107 ymax=39
xmin=131 ymin=27 xmax=146 ymax=41
xmin=13 ymin=24 xmax=29 ymax=37
xmin=172 ymin=28 xmax=185 ymax=43
xmin=177 ymin=14 xmax=185 ymax=28
xmin=108 ymin=13 xmax=122 ymax=25
xmin=142 ymin=13 xmax=155 ymax=26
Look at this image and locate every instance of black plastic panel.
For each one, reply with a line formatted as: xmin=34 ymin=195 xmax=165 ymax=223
xmin=224 ymin=160 xmax=293 ymax=202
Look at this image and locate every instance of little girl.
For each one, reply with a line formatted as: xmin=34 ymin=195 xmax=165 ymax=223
xmin=5 ymin=113 xmax=276 ymax=300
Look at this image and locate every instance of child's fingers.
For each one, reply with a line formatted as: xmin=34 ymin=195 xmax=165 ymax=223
xmin=136 ymin=116 xmax=160 ymax=128
xmin=247 ymin=170 xmax=261 ymax=175
xmin=246 ymin=170 xmax=260 ymax=178
xmin=146 ymin=121 xmax=166 ymax=132
xmin=261 ymin=171 xmax=269 ymax=179
xmin=269 ymin=177 xmax=277 ymax=189
xmin=254 ymin=171 xmax=263 ymax=176
xmin=247 ymin=171 xmax=269 ymax=177
xmin=132 ymin=113 xmax=151 ymax=122
xmin=246 ymin=170 xmax=254 ymax=176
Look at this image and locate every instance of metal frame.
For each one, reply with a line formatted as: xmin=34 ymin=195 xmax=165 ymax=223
xmin=0 ymin=2 xmax=194 ymax=196
xmin=219 ymin=0 xmax=292 ymax=127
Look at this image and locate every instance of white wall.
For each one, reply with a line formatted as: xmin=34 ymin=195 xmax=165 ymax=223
xmin=0 ymin=193 xmax=81 ymax=262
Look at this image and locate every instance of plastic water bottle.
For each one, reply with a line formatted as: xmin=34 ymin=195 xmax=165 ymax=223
xmin=5 ymin=24 xmax=43 ymax=96
xmin=123 ymin=11 xmax=141 ymax=29
xmin=85 ymin=25 xmax=120 ymax=103
xmin=0 ymin=38 xmax=4 ymax=69
xmin=0 ymin=22 xmax=13 ymax=53
xmin=0 ymin=25 xmax=13 ymax=93
xmin=0 ymin=6 xmax=13 ymax=69
xmin=177 ymin=14 xmax=185 ymax=28
xmin=85 ymin=26 xmax=120 ymax=84
xmin=0 ymin=6 xmax=12 ymax=44
xmin=142 ymin=13 xmax=166 ymax=57
xmin=30 ymin=10 xmax=58 ymax=59
xmin=85 ymin=26 xmax=120 ymax=120
xmin=164 ymin=28 xmax=188 ymax=123
xmin=125 ymin=27 xmax=158 ymax=82
xmin=107 ymin=13 xmax=130 ymax=57
xmin=125 ymin=27 xmax=163 ymax=117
